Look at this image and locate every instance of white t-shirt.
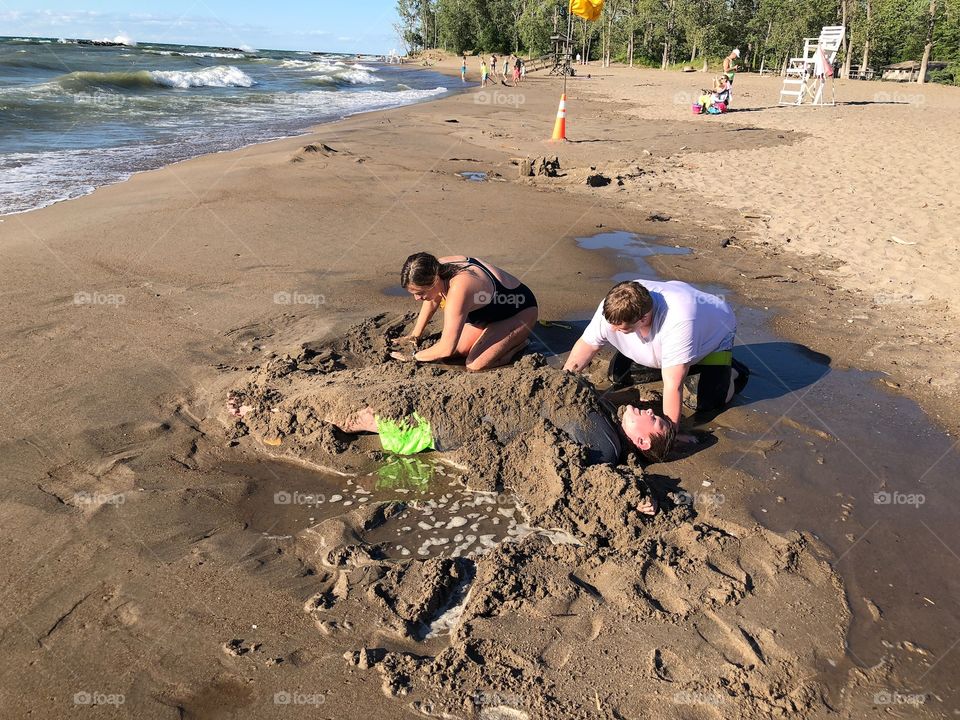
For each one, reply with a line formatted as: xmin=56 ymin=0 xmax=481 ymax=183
xmin=581 ymin=279 xmax=736 ymax=368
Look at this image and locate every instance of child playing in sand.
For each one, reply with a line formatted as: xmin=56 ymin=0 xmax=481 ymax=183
xmin=390 ymin=252 xmax=538 ymax=371
xmin=697 ymin=76 xmax=731 ymax=112
xmin=513 ymin=57 xmax=521 ymax=86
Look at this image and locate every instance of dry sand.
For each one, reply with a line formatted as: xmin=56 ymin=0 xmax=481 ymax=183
xmin=1 ymin=54 xmax=957 ymax=718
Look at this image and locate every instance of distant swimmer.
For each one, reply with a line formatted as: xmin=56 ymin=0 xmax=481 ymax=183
xmin=390 ymin=252 xmax=538 ymax=371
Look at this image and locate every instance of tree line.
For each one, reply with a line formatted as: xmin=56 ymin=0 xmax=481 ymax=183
xmin=395 ymin=0 xmax=960 ymax=84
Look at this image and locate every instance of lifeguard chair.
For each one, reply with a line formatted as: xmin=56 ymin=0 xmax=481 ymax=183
xmin=778 ymin=26 xmax=845 ymax=106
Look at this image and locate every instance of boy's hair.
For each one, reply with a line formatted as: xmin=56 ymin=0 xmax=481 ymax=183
xmin=602 ymin=281 xmax=654 ymax=326
xmin=643 ymin=416 xmax=677 ymax=463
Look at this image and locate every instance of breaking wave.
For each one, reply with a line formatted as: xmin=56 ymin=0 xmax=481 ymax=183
xmin=55 ymin=65 xmax=256 ymax=91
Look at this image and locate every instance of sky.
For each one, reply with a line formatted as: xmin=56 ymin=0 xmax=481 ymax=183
xmin=0 ymin=1 xmax=404 ymax=53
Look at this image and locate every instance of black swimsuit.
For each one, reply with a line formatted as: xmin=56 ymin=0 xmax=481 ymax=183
xmin=462 ymin=257 xmax=537 ymax=326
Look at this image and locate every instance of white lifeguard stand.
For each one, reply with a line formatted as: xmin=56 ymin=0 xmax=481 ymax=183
xmin=778 ymin=26 xmax=845 ymax=106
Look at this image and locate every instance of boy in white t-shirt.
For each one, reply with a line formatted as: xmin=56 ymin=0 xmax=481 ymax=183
xmin=563 ymin=279 xmax=748 ymax=460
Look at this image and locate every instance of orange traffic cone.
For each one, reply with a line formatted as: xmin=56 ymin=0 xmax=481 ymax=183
xmin=550 ymin=93 xmax=567 ymax=141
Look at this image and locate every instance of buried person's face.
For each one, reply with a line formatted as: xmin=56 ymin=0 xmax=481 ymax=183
xmin=619 ymin=404 xmax=668 ymax=451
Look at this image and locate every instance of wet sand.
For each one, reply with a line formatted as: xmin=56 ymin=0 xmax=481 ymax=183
xmin=1 ymin=55 xmax=958 ymax=718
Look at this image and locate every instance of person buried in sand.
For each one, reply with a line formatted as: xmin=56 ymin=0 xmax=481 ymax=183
xmin=310 ymin=375 xmax=657 ymax=516
xmin=390 ymin=252 xmax=539 ymax=371
xmin=563 ymin=279 xmax=749 ymax=461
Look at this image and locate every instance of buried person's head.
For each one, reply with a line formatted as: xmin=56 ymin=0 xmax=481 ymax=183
xmin=603 ymin=281 xmax=654 ymax=335
xmin=618 ymin=404 xmax=677 ymax=462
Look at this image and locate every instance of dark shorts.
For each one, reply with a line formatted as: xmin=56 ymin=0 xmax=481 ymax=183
xmin=607 ymin=351 xmax=749 ymax=414
xmin=682 ymin=359 xmax=749 ymax=412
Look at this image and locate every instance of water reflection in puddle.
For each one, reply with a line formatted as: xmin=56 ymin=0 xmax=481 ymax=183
xmin=576 ymin=230 xmax=691 ymax=279
xmin=220 ymin=456 xmax=573 ymax=562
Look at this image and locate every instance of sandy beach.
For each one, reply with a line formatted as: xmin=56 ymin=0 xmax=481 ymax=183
xmin=2 ymin=54 xmax=958 ymax=718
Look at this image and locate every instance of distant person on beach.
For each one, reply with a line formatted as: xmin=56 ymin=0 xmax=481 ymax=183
xmin=697 ymin=75 xmax=731 ymax=111
xmin=480 ymin=58 xmax=489 ymax=87
xmin=723 ymin=48 xmax=740 ymax=84
xmin=502 ymin=54 xmax=511 ymax=84
xmin=563 ymin=279 xmax=748 ymax=459
xmin=390 ymin=252 xmax=538 ymax=371
xmin=461 ymin=53 xmax=467 ymax=82
xmin=491 ymin=55 xmax=497 ymax=79
xmin=513 ymin=56 xmax=521 ymax=86
xmin=520 ymin=59 xmax=526 ymax=82
xmin=576 ymin=52 xmax=581 ymax=65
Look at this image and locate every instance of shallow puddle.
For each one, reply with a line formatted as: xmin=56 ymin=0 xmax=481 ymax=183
xmin=576 ymin=230 xmax=691 ymax=279
xmin=724 ymin=307 xmax=960 ymax=695
xmin=220 ymin=456 xmax=568 ymax=561
xmin=457 ymin=171 xmax=488 ymax=182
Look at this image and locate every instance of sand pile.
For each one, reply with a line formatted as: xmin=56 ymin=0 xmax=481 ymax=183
xmin=212 ymin=316 xmax=850 ymax=719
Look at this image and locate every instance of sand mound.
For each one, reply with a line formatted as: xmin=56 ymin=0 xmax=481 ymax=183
xmin=210 ymin=315 xmax=850 ymax=719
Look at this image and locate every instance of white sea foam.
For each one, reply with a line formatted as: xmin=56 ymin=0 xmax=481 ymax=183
xmin=149 ymin=65 xmax=255 ymax=88
xmin=144 ymin=49 xmax=246 ymax=59
xmin=104 ymin=33 xmax=136 ymax=47
xmin=184 ymin=51 xmax=246 ymax=59
xmin=317 ymin=68 xmax=382 ymax=85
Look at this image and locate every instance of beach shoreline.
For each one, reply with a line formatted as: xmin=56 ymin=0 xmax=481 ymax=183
xmin=2 ymin=53 xmax=958 ymax=718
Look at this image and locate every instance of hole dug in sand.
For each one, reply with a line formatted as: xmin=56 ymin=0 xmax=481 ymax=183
xmin=211 ymin=315 xmax=852 ymax=720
